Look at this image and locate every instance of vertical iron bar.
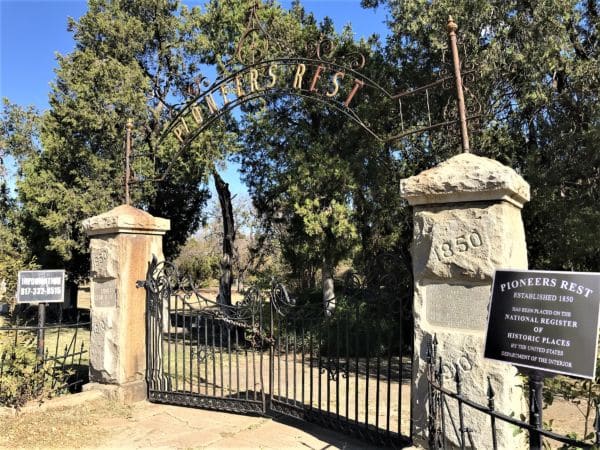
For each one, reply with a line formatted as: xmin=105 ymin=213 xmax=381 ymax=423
xmin=293 ymin=323 xmax=297 ymax=405
xmin=399 ymin=301 xmax=404 ymax=437
xmin=455 ymin=364 xmax=466 ymax=450
xmin=447 ymin=16 xmax=470 ymax=153
xmin=236 ymin=325 xmax=240 ymax=398
xmin=326 ymin=318 xmax=331 ymax=414
xmin=309 ymin=330 xmax=314 ymax=410
xmin=285 ymin=324 xmax=289 ymax=402
xmin=386 ymin=322 xmax=393 ymax=435
xmin=355 ymin=302 xmax=360 ymax=424
xmin=252 ymin=318 xmax=256 ymax=401
xmin=204 ymin=316 xmax=209 ymax=395
xmin=189 ymin=313 xmax=193 ymax=393
xmin=301 ymin=320 xmax=305 ymax=407
xmin=345 ymin=311 xmax=350 ymax=422
xmin=196 ymin=315 xmax=200 ymax=394
xmin=277 ymin=314 xmax=281 ymax=401
xmin=487 ymin=376 xmax=498 ymax=450
xmin=375 ymin=305 xmax=382 ymax=431
xmin=228 ymin=326 xmax=232 ymax=397
xmin=269 ymin=297 xmax=274 ymax=405
xmin=211 ymin=318 xmax=216 ymax=397
xmin=245 ymin=342 xmax=249 ymax=401
xmin=439 ymin=358 xmax=446 ymax=449
xmin=365 ymin=321 xmax=370 ymax=429
xmin=182 ymin=302 xmax=186 ymax=391
xmin=318 ymin=333 xmax=323 ymax=411
xmin=53 ymin=314 xmax=62 ymax=363
xmin=161 ymin=295 xmax=167 ymax=392
xmin=259 ymin=297 xmax=265 ymax=413
xmin=219 ymin=321 xmax=224 ymax=397
xmin=529 ymin=372 xmax=544 ymax=450
xmin=335 ymin=316 xmax=340 ymax=420
xmin=174 ymin=296 xmax=179 ymax=392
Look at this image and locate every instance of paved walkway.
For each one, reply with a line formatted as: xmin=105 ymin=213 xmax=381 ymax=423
xmin=98 ymin=401 xmax=380 ymax=449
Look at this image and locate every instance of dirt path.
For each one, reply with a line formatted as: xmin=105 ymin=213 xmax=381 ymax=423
xmin=0 ymin=393 xmax=385 ymax=449
xmin=0 ymin=387 xmax=591 ymax=449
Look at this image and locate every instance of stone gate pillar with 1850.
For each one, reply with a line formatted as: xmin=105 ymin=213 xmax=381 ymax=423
xmin=401 ymin=153 xmax=529 ymax=448
xmin=82 ymin=204 xmax=170 ymax=403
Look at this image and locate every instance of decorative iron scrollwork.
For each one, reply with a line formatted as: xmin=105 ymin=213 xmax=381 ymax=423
xmin=270 ymin=282 xmax=295 ymax=316
xmin=321 ymin=357 xmax=339 ymax=382
xmin=305 ymin=34 xmax=367 ymax=70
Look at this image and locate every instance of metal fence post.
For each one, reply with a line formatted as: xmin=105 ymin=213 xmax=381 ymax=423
xmin=528 ymin=371 xmax=544 ymax=450
xmin=36 ymin=303 xmax=46 ymax=360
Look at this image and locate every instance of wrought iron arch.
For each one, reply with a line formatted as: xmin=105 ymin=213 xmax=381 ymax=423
xmin=142 ymin=10 xmax=479 ymax=183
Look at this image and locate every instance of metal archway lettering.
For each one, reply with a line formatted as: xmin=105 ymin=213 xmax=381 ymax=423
xmin=147 ymin=5 xmax=479 ymax=183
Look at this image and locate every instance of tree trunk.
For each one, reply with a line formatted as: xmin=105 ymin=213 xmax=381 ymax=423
xmin=322 ymin=257 xmax=335 ymax=316
xmin=213 ymin=171 xmax=234 ymax=307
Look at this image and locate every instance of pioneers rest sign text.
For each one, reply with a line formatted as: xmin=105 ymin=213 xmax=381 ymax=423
xmin=484 ymin=269 xmax=600 ymax=379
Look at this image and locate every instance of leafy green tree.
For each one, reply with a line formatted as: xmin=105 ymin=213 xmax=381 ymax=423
xmin=0 ymin=101 xmax=40 ymax=305
xmin=363 ymin=0 xmax=600 ymax=272
xmin=9 ymin=0 xmax=235 ymax=281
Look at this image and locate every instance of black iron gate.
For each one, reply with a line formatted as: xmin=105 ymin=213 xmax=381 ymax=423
xmin=142 ymin=257 xmax=412 ymax=447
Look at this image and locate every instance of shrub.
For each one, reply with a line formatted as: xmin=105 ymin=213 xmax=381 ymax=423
xmin=0 ymin=336 xmax=54 ymax=408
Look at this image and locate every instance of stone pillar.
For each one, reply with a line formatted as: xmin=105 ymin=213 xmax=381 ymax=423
xmin=82 ymin=205 xmax=170 ymax=403
xmin=401 ymin=153 xmax=529 ymax=448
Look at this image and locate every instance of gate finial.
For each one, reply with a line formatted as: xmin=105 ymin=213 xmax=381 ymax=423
xmin=447 ymin=16 xmax=470 ymax=153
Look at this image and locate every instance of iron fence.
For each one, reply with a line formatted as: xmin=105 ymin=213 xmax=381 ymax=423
xmin=143 ymin=257 xmax=413 ymax=448
xmin=0 ymin=310 xmax=90 ymax=406
xmin=426 ymin=336 xmax=600 ymax=449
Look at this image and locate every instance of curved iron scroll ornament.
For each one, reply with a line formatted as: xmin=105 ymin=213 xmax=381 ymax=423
xmin=145 ymin=8 xmax=479 ymax=184
xmin=143 ymin=256 xmax=301 ymax=343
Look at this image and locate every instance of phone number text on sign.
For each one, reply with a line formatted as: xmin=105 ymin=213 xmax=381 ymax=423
xmin=17 ymin=270 xmax=65 ymax=303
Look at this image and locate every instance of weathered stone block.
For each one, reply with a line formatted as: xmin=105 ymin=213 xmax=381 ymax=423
xmin=412 ymin=202 xmax=527 ymax=281
xmin=400 ymin=152 xmax=530 ymax=208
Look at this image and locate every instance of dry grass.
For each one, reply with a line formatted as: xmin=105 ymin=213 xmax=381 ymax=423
xmin=0 ymin=398 xmax=132 ymax=449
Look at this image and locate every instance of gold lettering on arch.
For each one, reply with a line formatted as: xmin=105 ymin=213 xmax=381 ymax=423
xmin=249 ymin=69 xmax=260 ymax=92
xmin=267 ymin=64 xmax=278 ymax=88
xmin=171 ymin=62 xmax=371 ymax=144
xmin=205 ymin=93 xmax=219 ymax=114
xmin=344 ymin=79 xmax=365 ymax=107
xmin=327 ymin=71 xmax=345 ymax=98
xmin=293 ymin=64 xmax=306 ymax=89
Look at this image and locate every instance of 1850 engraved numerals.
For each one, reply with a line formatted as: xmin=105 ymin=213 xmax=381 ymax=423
xmin=434 ymin=231 xmax=483 ymax=260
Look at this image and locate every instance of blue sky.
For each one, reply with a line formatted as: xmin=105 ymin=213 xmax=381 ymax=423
xmin=0 ymin=0 xmax=389 ymax=196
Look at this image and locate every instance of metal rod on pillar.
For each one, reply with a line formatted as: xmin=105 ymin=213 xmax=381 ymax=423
xmin=125 ymin=119 xmax=133 ymax=205
xmin=447 ymin=16 xmax=470 ymax=153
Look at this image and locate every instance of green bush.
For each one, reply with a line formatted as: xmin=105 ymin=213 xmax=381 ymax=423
xmin=178 ymin=254 xmax=220 ymax=287
xmin=0 ymin=337 xmax=54 ymax=409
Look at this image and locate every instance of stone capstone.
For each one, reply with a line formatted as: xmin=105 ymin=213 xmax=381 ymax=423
xmin=82 ymin=204 xmax=170 ymax=236
xmin=400 ymin=153 xmax=530 ymax=208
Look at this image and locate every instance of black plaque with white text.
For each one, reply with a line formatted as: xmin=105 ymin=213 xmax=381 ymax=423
xmin=484 ymin=270 xmax=600 ymax=379
xmin=17 ymin=270 xmax=66 ymax=304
